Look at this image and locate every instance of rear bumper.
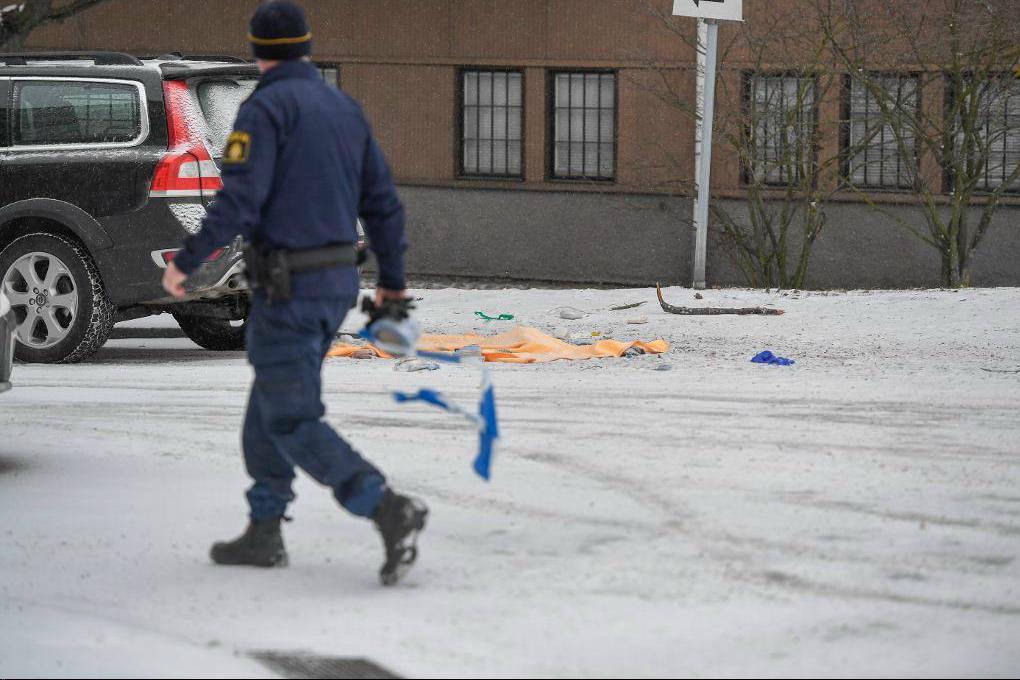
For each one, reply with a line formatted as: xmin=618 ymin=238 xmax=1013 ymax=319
xmin=148 ymin=237 xmax=249 ymax=304
xmin=93 ymin=197 xmax=241 ymax=307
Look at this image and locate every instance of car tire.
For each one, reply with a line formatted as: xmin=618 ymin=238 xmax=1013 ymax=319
xmin=0 ymin=232 xmax=115 ymax=364
xmin=173 ymin=311 xmax=247 ymax=351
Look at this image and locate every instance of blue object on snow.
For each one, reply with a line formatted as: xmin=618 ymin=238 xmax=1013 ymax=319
xmin=751 ymin=350 xmax=795 ymax=366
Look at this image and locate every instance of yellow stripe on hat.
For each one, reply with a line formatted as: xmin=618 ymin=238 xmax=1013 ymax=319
xmin=248 ymin=32 xmax=312 ymax=46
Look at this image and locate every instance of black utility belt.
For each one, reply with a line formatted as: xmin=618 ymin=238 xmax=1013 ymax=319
xmin=243 ymin=243 xmax=359 ymax=302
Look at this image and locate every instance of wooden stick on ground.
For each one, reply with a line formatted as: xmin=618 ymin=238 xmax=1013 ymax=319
xmin=656 ymin=283 xmax=785 ymax=316
xmin=609 ymin=301 xmax=647 ymax=311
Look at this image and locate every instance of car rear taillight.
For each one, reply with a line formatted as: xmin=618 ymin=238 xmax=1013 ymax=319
xmin=158 ymin=248 xmax=225 ymax=266
xmin=150 ymin=80 xmax=222 ymax=199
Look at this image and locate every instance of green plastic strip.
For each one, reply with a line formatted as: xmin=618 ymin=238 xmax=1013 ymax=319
xmin=475 ymin=311 xmax=514 ymax=321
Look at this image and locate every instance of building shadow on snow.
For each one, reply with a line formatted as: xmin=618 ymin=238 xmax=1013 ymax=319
xmin=90 ymin=346 xmax=245 ymax=365
xmin=109 ymin=327 xmax=187 ymax=340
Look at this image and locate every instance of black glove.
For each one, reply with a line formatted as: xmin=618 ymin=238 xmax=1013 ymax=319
xmin=361 ymin=296 xmax=415 ymax=326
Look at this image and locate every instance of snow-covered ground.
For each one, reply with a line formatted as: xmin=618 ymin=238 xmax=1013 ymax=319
xmin=1 ymin=286 xmax=1019 ymax=678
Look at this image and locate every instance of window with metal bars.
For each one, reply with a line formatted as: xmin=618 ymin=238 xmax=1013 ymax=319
xmin=551 ymin=72 xmax=616 ymax=181
xmin=746 ymin=73 xmax=816 ymax=185
xmin=461 ymin=70 xmax=523 ymax=177
xmin=846 ymin=74 xmax=919 ymax=189
xmin=969 ymin=78 xmax=1020 ymax=192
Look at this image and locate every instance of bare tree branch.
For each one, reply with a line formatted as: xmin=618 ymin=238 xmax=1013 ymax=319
xmin=1 ymin=0 xmax=109 ymax=50
xmin=46 ymin=0 xmax=106 ymax=22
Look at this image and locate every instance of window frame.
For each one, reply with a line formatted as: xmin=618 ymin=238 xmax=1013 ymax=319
xmin=456 ymin=66 xmax=525 ymax=180
xmin=741 ymin=70 xmax=820 ymax=188
xmin=2 ymin=76 xmax=149 ymax=152
xmin=547 ymin=69 xmax=618 ymax=183
xmin=841 ymin=71 xmax=921 ymax=191
xmin=0 ymin=78 xmax=10 ymax=147
xmin=314 ymin=62 xmax=341 ymax=89
xmin=946 ymin=72 xmax=1020 ymax=194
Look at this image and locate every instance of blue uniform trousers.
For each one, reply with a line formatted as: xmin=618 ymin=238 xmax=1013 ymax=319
xmin=242 ymin=294 xmax=385 ymax=521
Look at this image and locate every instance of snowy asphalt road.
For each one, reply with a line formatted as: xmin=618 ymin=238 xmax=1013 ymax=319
xmin=1 ymin=287 xmax=1019 ymax=678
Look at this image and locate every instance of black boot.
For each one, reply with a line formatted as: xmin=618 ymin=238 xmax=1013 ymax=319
xmin=210 ymin=517 xmax=288 ymax=567
xmin=372 ymin=489 xmax=428 ymax=586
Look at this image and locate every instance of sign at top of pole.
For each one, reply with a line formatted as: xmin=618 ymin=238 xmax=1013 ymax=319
xmin=672 ymin=0 xmax=743 ymax=21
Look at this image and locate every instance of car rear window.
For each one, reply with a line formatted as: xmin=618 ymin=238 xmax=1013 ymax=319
xmin=195 ymin=79 xmax=258 ymax=157
xmin=12 ymin=80 xmax=142 ymax=146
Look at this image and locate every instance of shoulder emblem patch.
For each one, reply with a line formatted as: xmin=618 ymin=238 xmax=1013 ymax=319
xmin=224 ymin=131 xmax=251 ymax=164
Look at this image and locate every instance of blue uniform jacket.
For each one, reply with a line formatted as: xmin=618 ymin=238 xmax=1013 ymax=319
xmin=173 ymin=60 xmax=407 ymax=296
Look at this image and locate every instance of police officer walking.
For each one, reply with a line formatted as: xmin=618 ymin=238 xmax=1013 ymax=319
xmin=162 ymin=0 xmax=427 ymax=586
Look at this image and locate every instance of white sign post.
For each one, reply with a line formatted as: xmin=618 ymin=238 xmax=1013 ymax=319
xmin=672 ymin=0 xmax=743 ymax=22
xmin=673 ymin=0 xmax=742 ymax=289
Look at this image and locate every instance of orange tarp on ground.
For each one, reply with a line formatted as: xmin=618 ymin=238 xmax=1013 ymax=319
xmin=327 ymin=326 xmax=669 ymax=364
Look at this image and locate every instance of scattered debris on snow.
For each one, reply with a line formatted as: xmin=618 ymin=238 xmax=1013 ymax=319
xmin=393 ymin=357 xmax=440 ymax=372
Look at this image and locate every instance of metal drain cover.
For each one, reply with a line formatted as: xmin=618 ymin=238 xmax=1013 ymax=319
xmin=251 ymin=651 xmax=401 ymax=679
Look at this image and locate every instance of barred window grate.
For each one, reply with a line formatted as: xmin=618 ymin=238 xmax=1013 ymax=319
xmin=552 ymin=72 xmax=616 ymax=180
xmin=748 ymin=74 xmax=816 ymax=185
xmin=973 ymin=79 xmax=1020 ymax=192
xmin=462 ymin=70 xmax=523 ymax=177
xmin=847 ymin=74 xmax=918 ymax=189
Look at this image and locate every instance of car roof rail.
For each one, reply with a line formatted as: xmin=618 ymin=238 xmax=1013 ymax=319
xmin=185 ymin=55 xmax=250 ymax=64
xmin=143 ymin=52 xmax=249 ymax=64
xmin=0 ymin=51 xmax=143 ymax=66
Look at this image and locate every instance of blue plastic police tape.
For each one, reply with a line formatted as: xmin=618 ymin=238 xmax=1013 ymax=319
xmin=360 ymin=320 xmax=500 ymax=481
